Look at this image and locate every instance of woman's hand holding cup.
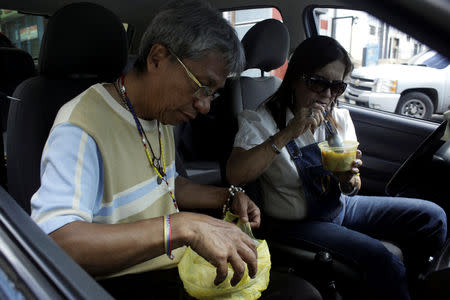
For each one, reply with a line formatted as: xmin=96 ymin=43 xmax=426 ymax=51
xmin=333 ymin=150 xmax=363 ymax=194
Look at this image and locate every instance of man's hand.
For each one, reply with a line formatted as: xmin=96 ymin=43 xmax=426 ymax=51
xmin=231 ymin=192 xmax=261 ymax=229
xmin=173 ymin=212 xmax=258 ymax=286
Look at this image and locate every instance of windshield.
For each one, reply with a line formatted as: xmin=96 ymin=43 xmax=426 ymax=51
xmin=407 ymin=50 xmax=449 ymax=69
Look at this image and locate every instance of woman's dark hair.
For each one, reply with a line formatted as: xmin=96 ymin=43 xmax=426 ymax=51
xmin=266 ymin=35 xmax=353 ymax=130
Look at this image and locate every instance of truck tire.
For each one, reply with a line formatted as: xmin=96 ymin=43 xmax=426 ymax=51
xmin=395 ymin=92 xmax=433 ymax=119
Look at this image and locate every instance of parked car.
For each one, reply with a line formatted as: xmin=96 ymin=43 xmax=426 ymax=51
xmin=345 ymin=50 xmax=450 ymax=119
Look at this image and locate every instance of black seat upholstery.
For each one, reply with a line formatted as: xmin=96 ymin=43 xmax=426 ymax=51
xmin=229 ymin=19 xmax=289 ymax=114
xmin=7 ymin=2 xmax=127 ymax=213
xmin=0 ymin=47 xmax=36 ymax=188
xmin=0 ymin=47 xmax=36 ymax=123
xmin=174 ymin=108 xmax=226 ymax=186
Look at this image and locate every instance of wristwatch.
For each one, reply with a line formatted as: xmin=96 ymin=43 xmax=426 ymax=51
xmin=268 ymin=135 xmax=281 ymax=154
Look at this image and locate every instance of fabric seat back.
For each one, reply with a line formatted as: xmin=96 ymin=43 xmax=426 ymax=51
xmin=0 ymin=47 xmax=36 ymax=188
xmin=0 ymin=47 xmax=36 ymax=99
xmin=228 ymin=19 xmax=289 ymax=117
xmin=7 ymin=2 xmax=128 ymax=213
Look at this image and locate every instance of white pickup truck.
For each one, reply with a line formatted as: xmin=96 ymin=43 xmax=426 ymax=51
xmin=344 ymin=50 xmax=450 ymax=119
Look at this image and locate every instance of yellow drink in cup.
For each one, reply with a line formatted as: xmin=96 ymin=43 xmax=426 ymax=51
xmin=318 ymin=141 xmax=359 ymax=172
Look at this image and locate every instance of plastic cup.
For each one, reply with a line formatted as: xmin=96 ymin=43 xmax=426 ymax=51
xmin=318 ymin=140 xmax=359 ymax=172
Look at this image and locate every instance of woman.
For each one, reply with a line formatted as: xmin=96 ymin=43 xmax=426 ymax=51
xmin=227 ymin=35 xmax=447 ymax=300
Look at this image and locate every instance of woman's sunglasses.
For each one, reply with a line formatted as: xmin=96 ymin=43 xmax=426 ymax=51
xmin=301 ymin=74 xmax=347 ymax=96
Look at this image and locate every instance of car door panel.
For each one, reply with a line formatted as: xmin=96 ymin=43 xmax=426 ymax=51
xmin=341 ymin=103 xmax=439 ymax=195
xmin=0 ymin=186 xmax=113 ymax=299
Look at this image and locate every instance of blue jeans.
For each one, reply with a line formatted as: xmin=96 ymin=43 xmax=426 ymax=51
xmin=266 ymin=195 xmax=447 ymax=300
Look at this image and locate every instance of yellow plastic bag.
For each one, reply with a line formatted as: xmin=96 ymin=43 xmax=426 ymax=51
xmin=178 ymin=212 xmax=271 ymax=300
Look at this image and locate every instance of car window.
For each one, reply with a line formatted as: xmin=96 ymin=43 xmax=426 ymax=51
xmin=414 ymin=51 xmax=449 ymax=69
xmin=407 ymin=50 xmax=435 ymax=65
xmin=223 ymin=7 xmax=287 ymax=79
xmin=311 ymin=8 xmax=449 ymax=122
xmin=1 ymin=9 xmax=131 ymax=67
xmin=0 ymin=9 xmax=45 ymax=64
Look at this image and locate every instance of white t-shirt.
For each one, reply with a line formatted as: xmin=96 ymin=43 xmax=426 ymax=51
xmin=233 ymin=105 xmax=357 ymax=220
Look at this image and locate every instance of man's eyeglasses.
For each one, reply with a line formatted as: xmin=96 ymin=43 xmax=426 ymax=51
xmin=169 ymin=49 xmax=220 ymax=100
xmin=301 ymin=74 xmax=347 ymax=97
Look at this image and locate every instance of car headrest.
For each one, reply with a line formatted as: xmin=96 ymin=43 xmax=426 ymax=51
xmin=38 ymin=2 xmax=128 ymax=80
xmin=0 ymin=47 xmax=36 ymax=95
xmin=241 ymin=19 xmax=289 ymax=72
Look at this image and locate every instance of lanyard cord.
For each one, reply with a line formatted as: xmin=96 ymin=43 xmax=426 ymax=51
xmin=114 ymin=76 xmax=178 ymax=210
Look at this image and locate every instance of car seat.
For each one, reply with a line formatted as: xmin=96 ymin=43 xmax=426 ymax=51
xmin=174 ymin=19 xmax=290 ymax=187
xmin=7 ymin=2 xmax=128 ymax=213
xmin=0 ymin=47 xmax=36 ymax=189
xmin=221 ymin=19 xmax=404 ymax=299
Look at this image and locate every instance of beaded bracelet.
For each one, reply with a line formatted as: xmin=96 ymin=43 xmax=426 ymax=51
xmin=222 ymin=185 xmax=245 ymax=216
xmin=163 ymin=214 xmax=174 ymax=260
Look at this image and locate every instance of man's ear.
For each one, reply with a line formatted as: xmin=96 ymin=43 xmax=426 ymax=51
xmin=146 ymin=43 xmax=171 ymax=73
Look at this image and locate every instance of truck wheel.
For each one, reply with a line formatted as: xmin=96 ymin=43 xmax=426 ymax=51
xmin=395 ymin=92 xmax=433 ymax=119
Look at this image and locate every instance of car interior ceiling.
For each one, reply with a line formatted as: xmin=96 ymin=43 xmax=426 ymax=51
xmin=2 ymin=0 xmax=449 ymax=58
xmin=0 ymin=47 xmax=36 ymax=189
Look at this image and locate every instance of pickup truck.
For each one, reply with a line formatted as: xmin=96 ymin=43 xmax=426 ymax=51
xmin=344 ymin=50 xmax=450 ymax=119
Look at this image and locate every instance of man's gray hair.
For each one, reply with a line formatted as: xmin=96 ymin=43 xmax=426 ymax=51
xmin=135 ymin=0 xmax=245 ymax=76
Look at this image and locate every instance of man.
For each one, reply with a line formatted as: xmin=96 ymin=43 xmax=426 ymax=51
xmin=31 ymin=1 xmax=322 ymax=299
